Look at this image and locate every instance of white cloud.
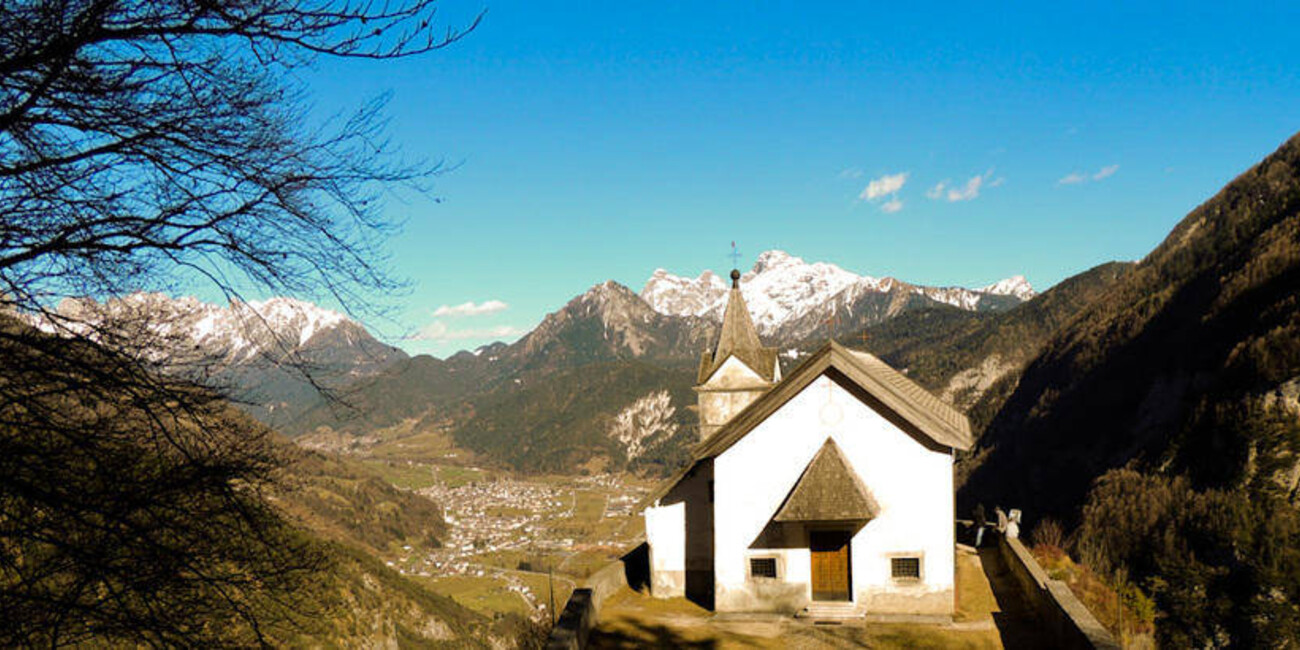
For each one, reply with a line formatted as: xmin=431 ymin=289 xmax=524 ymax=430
xmin=880 ymin=198 xmax=903 ymax=214
xmin=433 ymin=299 xmax=508 ymax=317
xmin=1058 ymin=163 xmax=1119 ymax=186
xmin=837 ymin=167 xmax=865 ymax=180
xmin=1092 ymin=164 xmax=1119 ymax=181
xmin=859 ymin=172 xmax=908 ymax=201
xmin=414 ymin=320 xmax=528 ymax=342
xmin=925 ymin=170 xmax=1002 ymax=202
xmin=946 ymin=170 xmax=996 ymax=202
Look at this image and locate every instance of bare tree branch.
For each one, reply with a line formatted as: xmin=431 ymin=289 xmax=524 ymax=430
xmin=0 ymin=0 xmax=478 ymax=644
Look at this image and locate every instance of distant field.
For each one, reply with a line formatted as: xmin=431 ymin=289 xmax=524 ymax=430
xmin=422 ymin=571 xmax=575 ymax=619
xmin=367 ymin=428 xmax=472 ymax=463
xmin=424 ymin=575 xmax=531 ymax=617
xmin=361 ymin=460 xmax=441 ymax=490
xmin=437 ymin=465 xmax=489 ymax=487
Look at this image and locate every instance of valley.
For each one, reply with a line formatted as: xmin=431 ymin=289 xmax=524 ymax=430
xmin=298 ymin=426 xmax=650 ymax=622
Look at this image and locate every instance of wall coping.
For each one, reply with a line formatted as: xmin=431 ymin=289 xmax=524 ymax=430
xmin=999 ymin=535 xmax=1120 ymax=650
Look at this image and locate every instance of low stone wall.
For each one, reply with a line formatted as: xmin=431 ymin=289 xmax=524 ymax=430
xmin=998 ymin=534 xmax=1120 ymax=650
xmin=583 ymin=558 xmax=630 ymax=614
xmin=544 ymin=542 xmax=645 ymax=649
xmin=545 ymin=589 xmax=594 ymax=650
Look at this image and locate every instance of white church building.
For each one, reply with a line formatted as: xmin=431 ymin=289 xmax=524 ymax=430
xmin=642 ymin=269 xmax=974 ymax=618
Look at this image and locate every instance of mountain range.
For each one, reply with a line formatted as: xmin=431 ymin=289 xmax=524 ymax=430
xmin=641 ymin=250 xmax=1033 ymax=341
xmin=227 ymin=253 xmax=1040 ymax=474
xmin=42 ymin=293 xmax=408 ymax=425
xmin=44 ymin=252 xmax=1041 ymax=474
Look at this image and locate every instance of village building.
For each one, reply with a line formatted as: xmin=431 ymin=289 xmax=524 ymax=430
xmin=641 ymin=269 xmax=974 ymax=618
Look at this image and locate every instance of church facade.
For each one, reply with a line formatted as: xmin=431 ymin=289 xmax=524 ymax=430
xmin=642 ymin=270 xmax=973 ymax=617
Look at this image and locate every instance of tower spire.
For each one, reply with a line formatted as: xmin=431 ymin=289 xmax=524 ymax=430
xmin=714 ymin=269 xmax=762 ymax=360
xmin=695 ymin=264 xmax=779 ymax=441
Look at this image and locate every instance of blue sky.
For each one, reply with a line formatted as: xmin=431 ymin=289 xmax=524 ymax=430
xmin=294 ymin=1 xmax=1299 ymax=357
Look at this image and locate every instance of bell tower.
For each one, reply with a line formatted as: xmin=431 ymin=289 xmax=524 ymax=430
xmin=695 ymin=269 xmax=780 ymax=441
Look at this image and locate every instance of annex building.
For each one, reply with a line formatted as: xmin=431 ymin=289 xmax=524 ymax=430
xmin=641 ymin=269 xmax=974 ymax=618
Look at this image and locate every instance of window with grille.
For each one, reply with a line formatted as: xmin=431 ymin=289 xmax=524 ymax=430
xmin=891 ymin=557 xmax=921 ymax=581
xmin=750 ymin=557 xmax=778 ymax=579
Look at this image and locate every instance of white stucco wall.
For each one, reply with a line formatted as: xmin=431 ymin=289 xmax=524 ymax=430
xmin=644 ymin=501 xmax=685 ymax=597
xmin=712 ymin=373 xmax=956 ymax=615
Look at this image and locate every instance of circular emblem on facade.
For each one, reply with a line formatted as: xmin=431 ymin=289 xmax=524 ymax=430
xmin=819 ymin=402 xmax=844 ymax=426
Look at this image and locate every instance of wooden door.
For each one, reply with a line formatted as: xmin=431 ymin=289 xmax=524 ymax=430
xmin=809 ymin=530 xmax=851 ymax=601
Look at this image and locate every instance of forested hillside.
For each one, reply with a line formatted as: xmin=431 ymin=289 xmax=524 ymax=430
xmin=859 ymin=261 xmax=1134 ymax=429
xmin=961 ymin=132 xmax=1300 ymax=646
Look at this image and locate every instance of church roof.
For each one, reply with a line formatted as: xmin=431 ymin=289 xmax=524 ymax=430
xmin=773 ymin=438 xmax=880 ymax=522
xmin=693 ymin=340 xmax=973 ymax=458
xmin=644 ymin=340 xmax=973 ymax=508
xmin=697 ymin=270 xmax=778 ymax=383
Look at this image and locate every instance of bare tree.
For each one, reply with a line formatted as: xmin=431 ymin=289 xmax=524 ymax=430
xmin=0 ymin=0 xmax=478 ymax=645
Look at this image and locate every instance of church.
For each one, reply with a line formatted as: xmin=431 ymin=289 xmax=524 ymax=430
xmin=641 ymin=269 xmax=973 ymax=618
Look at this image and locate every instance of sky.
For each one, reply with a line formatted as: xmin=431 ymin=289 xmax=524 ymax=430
xmin=290 ymin=1 xmax=1300 ymax=357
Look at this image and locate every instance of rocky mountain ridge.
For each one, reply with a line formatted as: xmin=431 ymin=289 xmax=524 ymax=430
xmin=641 ymin=250 xmax=1034 ymax=341
xmin=41 ymin=292 xmax=408 ymax=423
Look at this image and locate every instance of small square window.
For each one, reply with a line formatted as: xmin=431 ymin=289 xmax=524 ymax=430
xmin=750 ymin=557 xmax=778 ymax=579
xmin=891 ymin=557 xmax=921 ymax=581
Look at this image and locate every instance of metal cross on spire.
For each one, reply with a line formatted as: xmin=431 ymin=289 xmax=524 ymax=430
xmin=728 ymin=241 xmax=742 ymax=269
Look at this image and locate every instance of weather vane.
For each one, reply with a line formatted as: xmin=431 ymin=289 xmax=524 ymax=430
xmin=728 ymin=241 xmax=742 ymax=269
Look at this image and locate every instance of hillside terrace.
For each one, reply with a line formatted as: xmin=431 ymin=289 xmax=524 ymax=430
xmin=586 ymin=544 xmax=1037 ymax=648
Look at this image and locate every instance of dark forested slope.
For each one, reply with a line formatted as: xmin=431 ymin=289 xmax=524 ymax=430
xmin=960 ymin=132 xmax=1300 ymax=646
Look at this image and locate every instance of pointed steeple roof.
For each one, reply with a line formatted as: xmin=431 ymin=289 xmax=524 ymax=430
xmin=716 ymin=270 xmax=763 ymax=354
xmin=697 ymin=269 xmax=778 ymax=383
xmin=774 ymin=438 xmax=880 ymax=523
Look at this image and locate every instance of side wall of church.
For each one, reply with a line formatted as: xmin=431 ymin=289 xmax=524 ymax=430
xmin=644 ymin=460 xmax=715 ymax=607
xmin=711 ymin=374 xmax=956 ymax=615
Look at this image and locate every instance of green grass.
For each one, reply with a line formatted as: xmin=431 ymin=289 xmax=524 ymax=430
xmin=424 ymin=575 xmax=531 ymax=617
xmin=367 ymin=428 xmax=467 ymax=463
xmin=557 ymin=551 xmax=617 ymax=579
xmin=361 ymin=460 xmax=441 ymax=490
xmin=435 ymin=465 xmax=488 ymax=487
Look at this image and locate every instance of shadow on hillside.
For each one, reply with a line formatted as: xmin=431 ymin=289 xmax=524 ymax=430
xmin=587 ymin=622 xmax=718 ymax=649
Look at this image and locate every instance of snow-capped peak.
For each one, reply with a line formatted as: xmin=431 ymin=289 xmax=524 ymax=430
xmin=240 ymin=297 xmax=348 ymax=347
xmin=640 ymin=269 xmax=728 ymax=317
xmin=639 ymin=250 xmax=1034 ymax=336
xmin=42 ymin=292 xmax=364 ymax=362
xmin=978 ymin=275 xmax=1036 ymax=301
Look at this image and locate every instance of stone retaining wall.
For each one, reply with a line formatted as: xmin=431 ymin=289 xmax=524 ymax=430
xmin=544 ymin=542 xmax=644 ymax=649
xmin=998 ymin=534 xmax=1120 ymax=650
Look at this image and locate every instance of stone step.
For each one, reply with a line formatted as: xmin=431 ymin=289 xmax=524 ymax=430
xmin=797 ymin=602 xmax=864 ymax=620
